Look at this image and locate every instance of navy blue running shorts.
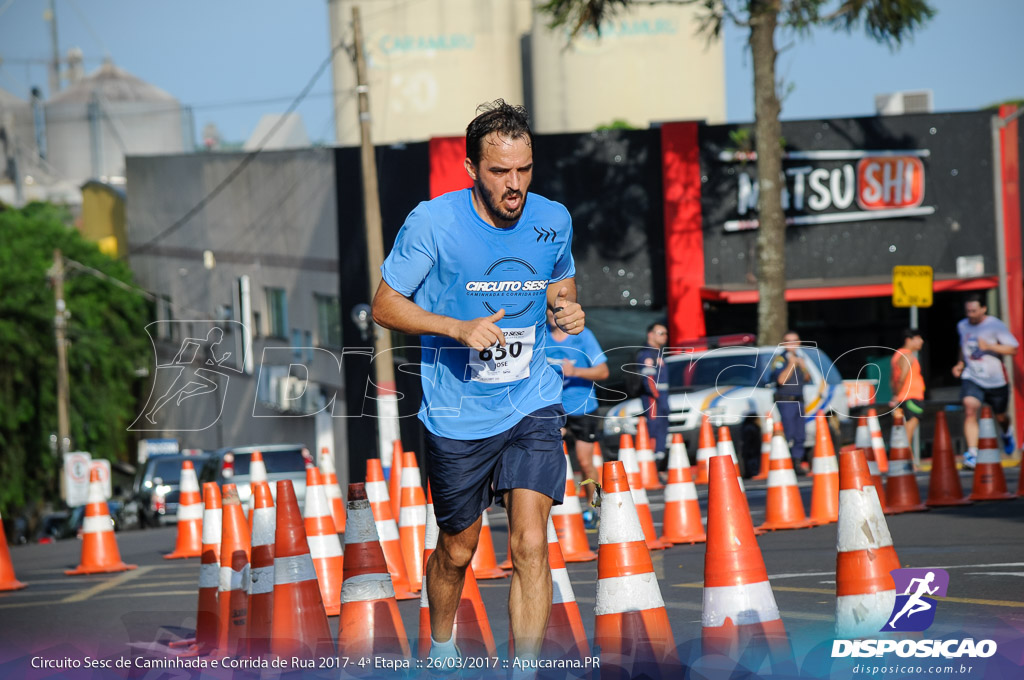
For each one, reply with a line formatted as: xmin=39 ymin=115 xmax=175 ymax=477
xmin=425 ymin=405 xmax=567 ymax=534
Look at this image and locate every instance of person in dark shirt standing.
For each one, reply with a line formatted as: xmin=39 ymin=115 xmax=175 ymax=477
xmin=770 ymin=330 xmax=811 ymax=473
xmin=637 ymin=322 xmax=670 ymax=463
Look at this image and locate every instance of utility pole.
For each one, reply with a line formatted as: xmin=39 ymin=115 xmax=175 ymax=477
xmin=352 ymin=5 xmax=401 ymax=476
xmin=52 ymin=249 xmax=71 ymax=455
xmin=46 ymin=0 xmax=61 ymax=95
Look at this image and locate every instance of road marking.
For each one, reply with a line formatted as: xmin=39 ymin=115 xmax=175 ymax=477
xmin=93 ymin=590 xmax=196 ymax=601
xmin=673 ymin=582 xmax=1024 ymax=609
xmin=62 ymin=566 xmax=154 ymax=603
xmin=119 ymin=579 xmax=195 ymax=590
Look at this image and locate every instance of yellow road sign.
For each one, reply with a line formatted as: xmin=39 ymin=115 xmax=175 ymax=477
xmin=892 ymin=266 xmax=933 ymax=308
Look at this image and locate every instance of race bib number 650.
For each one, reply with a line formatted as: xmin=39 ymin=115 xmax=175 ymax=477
xmin=470 ymin=326 xmax=534 ymax=384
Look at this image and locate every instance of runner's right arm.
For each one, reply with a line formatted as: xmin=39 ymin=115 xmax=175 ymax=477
xmin=372 ymin=279 xmax=506 ymax=351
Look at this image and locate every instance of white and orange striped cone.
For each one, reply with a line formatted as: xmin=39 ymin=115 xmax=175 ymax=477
xmin=695 ymin=415 xmax=716 ymax=485
xmin=165 ymin=459 xmax=204 ymax=559
xmin=636 ymin=416 xmax=663 ymax=490
xmin=171 ymin=482 xmax=221 ymax=653
xmin=867 ymin=408 xmax=890 ymax=474
xmin=304 ymin=467 xmax=344 ymax=615
xmin=619 ymin=436 xmax=668 ymax=550
xmin=808 ymin=412 xmax=840 ymax=526
xmin=594 ymin=461 xmax=679 ymax=677
xmin=216 ymin=485 xmax=251 ymax=657
xmin=246 ymin=481 xmax=275 ymax=658
xmin=551 ymin=449 xmax=598 ymax=562
xmin=417 ymin=486 xmax=497 ymax=659
xmin=66 ymin=468 xmax=137 ymax=575
xmin=703 ymin=454 xmax=791 ymax=669
xmin=365 ymin=458 xmax=417 ymax=600
xmin=470 ymin=507 xmax=509 ymax=579
xmin=318 ymin=446 xmax=346 ymax=534
xmin=592 ymin=440 xmax=605 ymax=487
xmin=338 ymin=482 xmax=411 ymax=662
xmin=0 ymin=508 xmax=26 ymax=591
xmin=542 ymin=515 xmax=590 ymax=660
xmin=884 ymin=410 xmax=928 ymax=513
xmin=270 ymin=479 xmax=334 ymax=659
xmin=969 ymin=406 xmax=1015 ymax=501
xmin=863 ymin=446 xmax=889 ymax=514
xmin=716 ymin=426 xmax=745 ymax=492
xmin=246 ymin=451 xmax=267 ymax=518
xmin=835 ymin=447 xmax=901 ymax=639
xmin=388 ymin=441 xmax=405 ymax=523
xmin=660 ymin=434 xmax=706 ymax=544
xmin=752 ymin=413 xmax=773 ymax=481
xmin=757 ymin=422 xmax=812 ymax=531
xmin=398 ymin=450 xmax=427 ymax=592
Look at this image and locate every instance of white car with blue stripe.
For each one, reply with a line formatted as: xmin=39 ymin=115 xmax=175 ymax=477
xmin=602 ymin=344 xmax=850 ymax=450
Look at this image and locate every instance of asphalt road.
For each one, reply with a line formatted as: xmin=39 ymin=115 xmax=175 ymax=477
xmin=1 ymin=467 xmax=1021 ymax=679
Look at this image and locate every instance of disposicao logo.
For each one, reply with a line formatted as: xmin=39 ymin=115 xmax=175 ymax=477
xmin=832 ymin=568 xmax=998 ymax=659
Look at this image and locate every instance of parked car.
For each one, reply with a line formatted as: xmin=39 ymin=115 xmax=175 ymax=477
xmin=601 ymin=344 xmax=850 ymax=457
xmin=198 ymin=444 xmax=309 ymax=509
xmin=131 ymin=452 xmax=211 ymax=527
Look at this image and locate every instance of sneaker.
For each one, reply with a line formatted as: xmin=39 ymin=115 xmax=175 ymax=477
xmin=582 ymin=509 xmax=598 ymax=530
xmin=962 ymin=450 xmax=977 ymax=470
xmin=793 ymin=461 xmax=808 ymax=476
xmin=1003 ymin=432 xmax=1016 ymax=455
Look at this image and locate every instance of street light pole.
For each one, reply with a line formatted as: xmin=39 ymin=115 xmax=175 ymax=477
xmin=52 ymin=249 xmax=71 ymax=455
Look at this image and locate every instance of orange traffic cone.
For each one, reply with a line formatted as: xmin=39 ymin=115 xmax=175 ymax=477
xmin=595 ymin=461 xmax=678 ymax=676
xmin=592 ymin=440 xmax=605 ymax=486
xmin=926 ymin=411 xmax=971 ymax=507
xmin=318 ymin=446 xmax=346 ymax=533
xmin=470 ymin=508 xmax=509 ymax=579
xmin=619 ymin=437 xmax=668 ymax=550
xmin=716 ymin=426 xmax=745 ymax=492
xmin=246 ymin=450 xmax=267 ymax=526
xmin=270 ymin=479 xmax=334 ymax=659
xmin=660 ymin=434 xmax=706 ymax=544
xmin=365 ymin=458 xmax=417 ymax=600
xmin=541 ymin=515 xmax=591 ymax=660
xmin=246 ymin=481 xmax=275 ymax=657
xmin=304 ymin=467 xmax=344 ymax=615
xmin=867 ymin=408 xmax=890 ymax=473
xmin=695 ymin=416 xmax=716 ymax=485
xmin=885 ymin=410 xmax=928 ymax=513
xmin=551 ymin=449 xmax=597 ymax=561
xmin=418 ymin=486 xmax=497 ymax=658
xmin=969 ymin=406 xmax=1015 ymax=501
xmin=388 ymin=441 xmax=405 ymax=523
xmin=173 ymin=482 xmax=221 ymax=654
xmin=398 ymin=450 xmax=427 ymax=592
xmin=165 ymin=459 xmax=204 ymax=559
xmin=636 ymin=416 xmax=663 ymax=490
xmin=498 ymin=534 xmax=513 ymax=571
xmin=337 ymin=482 xmax=411 ymax=661
xmin=216 ymin=485 xmax=251 ymax=657
xmin=758 ymin=422 xmax=812 ymax=531
xmin=752 ymin=412 xmax=774 ymax=480
xmin=66 ymin=468 xmax=137 ymax=575
xmin=808 ymin=412 xmax=839 ymax=525
xmin=835 ymin=447 xmax=900 ymax=638
xmin=863 ymin=446 xmax=889 ymax=514
xmin=0 ymin=508 xmax=26 ymax=590
xmin=703 ymin=454 xmax=790 ymax=667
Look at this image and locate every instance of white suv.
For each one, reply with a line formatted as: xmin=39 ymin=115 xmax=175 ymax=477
xmin=602 ymin=344 xmax=850 ymax=454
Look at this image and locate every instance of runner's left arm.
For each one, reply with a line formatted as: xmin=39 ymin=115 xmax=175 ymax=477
xmin=548 ymin=278 xmax=585 ymax=335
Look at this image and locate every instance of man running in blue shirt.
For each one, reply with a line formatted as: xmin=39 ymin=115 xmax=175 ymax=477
xmin=372 ymin=100 xmax=586 ymax=663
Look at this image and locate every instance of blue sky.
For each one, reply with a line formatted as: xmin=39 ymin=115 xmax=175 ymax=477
xmin=0 ymin=0 xmax=1021 ymax=144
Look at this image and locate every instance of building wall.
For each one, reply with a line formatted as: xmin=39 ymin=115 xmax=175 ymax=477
xmin=125 ymin=148 xmax=349 ymax=487
xmin=529 ymin=3 xmax=726 ymax=133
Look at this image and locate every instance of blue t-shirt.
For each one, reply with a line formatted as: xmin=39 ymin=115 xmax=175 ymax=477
xmin=545 ymin=328 xmax=606 ymax=416
xmin=381 ymin=189 xmax=575 ymax=439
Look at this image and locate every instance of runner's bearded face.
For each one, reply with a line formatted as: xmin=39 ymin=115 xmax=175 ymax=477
xmin=472 ymin=133 xmax=533 ymax=226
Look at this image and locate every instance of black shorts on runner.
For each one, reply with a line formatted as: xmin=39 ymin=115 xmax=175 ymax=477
xmin=903 ymin=399 xmax=925 ymax=417
xmin=564 ymin=413 xmax=600 ymax=444
xmin=424 ymin=405 xmax=567 ymax=535
xmin=961 ymin=379 xmax=1010 ymax=415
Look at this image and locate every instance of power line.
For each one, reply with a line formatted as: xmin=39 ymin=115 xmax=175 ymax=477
xmin=129 ymin=39 xmax=350 ymax=256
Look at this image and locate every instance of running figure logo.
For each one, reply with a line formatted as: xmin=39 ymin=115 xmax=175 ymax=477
xmin=130 ymin=321 xmax=243 ymax=432
xmin=883 ymin=568 xmax=950 ymax=632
